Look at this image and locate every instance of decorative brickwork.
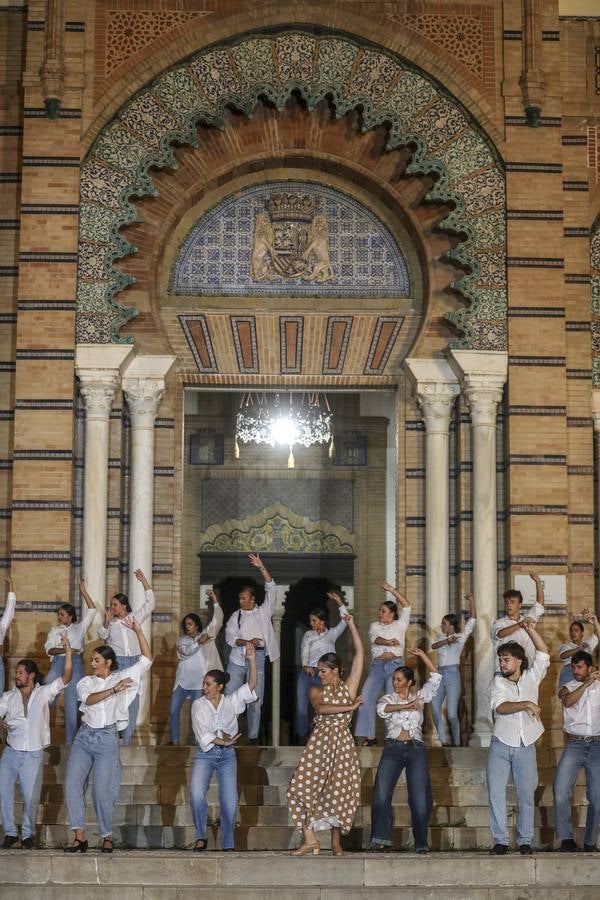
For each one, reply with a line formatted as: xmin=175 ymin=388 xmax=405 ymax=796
xmin=398 ymin=13 xmax=485 ymax=80
xmin=104 ymin=10 xmax=212 ymax=77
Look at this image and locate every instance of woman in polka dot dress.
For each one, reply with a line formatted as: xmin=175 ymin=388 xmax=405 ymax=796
xmin=287 ymin=612 xmax=364 ymax=857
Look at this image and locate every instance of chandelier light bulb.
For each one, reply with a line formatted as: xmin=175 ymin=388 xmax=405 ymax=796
xmin=270 ymin=415 xmax=299 ymax=446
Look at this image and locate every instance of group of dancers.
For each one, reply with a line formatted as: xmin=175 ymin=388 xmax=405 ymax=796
xmin=0 ymin=558 xmax=598 ymax=855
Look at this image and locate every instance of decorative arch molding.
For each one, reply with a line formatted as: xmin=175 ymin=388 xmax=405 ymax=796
xmin=77 ymin=29 xmax=507 ymax=351
xmin=591 ymin=214 xmax=600 ymax=386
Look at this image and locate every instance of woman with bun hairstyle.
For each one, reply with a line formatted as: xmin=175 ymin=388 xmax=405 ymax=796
xmin=287 ymin=613 xmax=364 ymax=857
xmin=189 ymin=641 xmax=258 ymax=851
xmin=170 ymin=589 xmax=223 ymax=745
xmin=64 ymin=618 xmax=152 ymax=854
xmin=44 ymin=577 xmax=97 ymax=743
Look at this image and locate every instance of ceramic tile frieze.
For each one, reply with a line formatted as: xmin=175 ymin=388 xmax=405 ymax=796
xmin=591 ymin=222 xmax=600 ymax=386
xmin=77 ymin=29 xmax=506 ymax=347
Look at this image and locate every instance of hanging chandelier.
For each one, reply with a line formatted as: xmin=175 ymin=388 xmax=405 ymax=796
xmin=235 ymin=392 xmax=333 ymax=467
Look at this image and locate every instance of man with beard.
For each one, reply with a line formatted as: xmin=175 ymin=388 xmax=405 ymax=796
xmin=486 ymin=619 xmax=550 ymax=856
xmin=554 ymin=618 xmax=600 ymax=853
xmin=0 ymin=638 xmax=72 ymax=848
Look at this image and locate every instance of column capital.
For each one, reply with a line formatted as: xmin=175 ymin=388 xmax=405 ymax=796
xmin=79 ymin=376 xmax=118 ymax=419
xmin=76 ymin=345 xmax=134 ymax=420
xmin=404 ymin=358 xmax=460 ymax=434
xmin=592 ymin=390 xmax=600 ymax=433
xmin=448 ymin=350 xmax=508 ymax=427
xmin=122 ymin=355 xmax=176 ymax=428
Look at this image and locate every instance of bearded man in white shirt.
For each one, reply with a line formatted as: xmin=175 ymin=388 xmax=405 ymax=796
xmin=225 ymin=553 xmax=278 ymax=743
xmin=486 ymin=619 xmax=550 ymax=856
xmin=0 ymin=640 xmax=72 ymax=848
xmin=554 ymin=635 xmax=600 ymax=853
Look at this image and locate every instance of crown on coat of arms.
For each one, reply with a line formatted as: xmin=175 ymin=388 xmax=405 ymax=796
xmin=265 ymin=193 xmax=317 ymax=222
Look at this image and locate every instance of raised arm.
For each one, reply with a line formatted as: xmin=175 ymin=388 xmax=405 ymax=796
xmin=62 ymin=637 xmax=73 ymax=685
xmin=530 ymin=572 xmax=545 ymax=608
xmin=245 ymin=641 xmax=257 ymax=692
xmin=0 ymin=572 xmax=16 ymax=641
xmin=407 ymin=646 xmax=437 ymax=675
xmin=133 ymin=569 xmax=155 ymax=624
xmin=559 ymin=670 xmax=600 ymax=708
xmin=200 ymin=590 xmax=223 ymax=642
xmin=343 ymin=614 xmax=364 ymax=700
xmin=521 ymin=618 xmax=549 ymax=655
xmin=466 ymin=592 xmax=476 ymax=620
xmin=248 ymin=552 xmax=272 ymax=584
xmin=125 ymin=617 xmax=152 ymax=662
xmin=79 ymin=576 xmax=96 ymax=611
xmin=380 ymin=581 xmax=410 ymax=608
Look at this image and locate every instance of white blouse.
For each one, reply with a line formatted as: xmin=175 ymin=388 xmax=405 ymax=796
xmin=45 ymin=607 xmax=96 ymax=655
xmin=173 ymin=604 xmax=223 ymax=692
xmin=191 ymin=683 xmax=257 ymax=752
xmin=97 ymin=590 xmax=155 ymax=657
xmin=434 ymin=617 xmax=476 ymax=667
xmin=561 ymin=679 xmax=600 ymax=737
xmin=0 ymin=679 xmax=65 ymax=750
xmin=369 ymin=606 xmax=411 ymax=660
xmin=77 ymin=656 xmax=152 ymax=729
xmin=300 ymin=605 xmax=348 ymax=667
xmin=559 ymin=635 xmax=598 ymax=668
xmin=377 ymin=672 xmax=442 ymax=742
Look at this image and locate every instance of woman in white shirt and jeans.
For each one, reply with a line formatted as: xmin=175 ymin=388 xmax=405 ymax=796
xmin=354 ymin=582 xmax=411 ymax=746
xmin=189 ymin=642 xmax=257 ymax=851
xmin=170 ymin=590 xmax=223 ymax=744
xmin=64 ymin=618 xmax=152 ymax=854
xmin=44 ymin=577 xmax=96 ymax=744
xmin=430 ymin=592 xmax=476 ymax=746
xmin=370 ymin=648 xmax=441 ymax=853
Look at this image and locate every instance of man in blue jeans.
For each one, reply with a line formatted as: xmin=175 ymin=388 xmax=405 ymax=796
xmin=487 ymin=619 xmax=550 ymax=855
xmin=554 ymin=629 xmax=600 ymax=852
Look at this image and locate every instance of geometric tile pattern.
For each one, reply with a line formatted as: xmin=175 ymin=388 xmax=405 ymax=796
xmin=179 ymin=315 xmax=218 ymax=374
xmin=323 ymin=317 xmax=353 ymax=374
xmin=77 ymin=29 xmax=507 ymax=349
xmin=364 ymin=317 xmax=404 ymax=375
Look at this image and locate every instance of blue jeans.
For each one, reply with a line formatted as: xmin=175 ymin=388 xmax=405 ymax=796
xmin=355 ymin=658 xmax=401 ymax=739
xmin=65 ymin=723 xmax=121 ymax=838
xmin=371 ymin=739 xmax=432 ymax=850
xmin=190 ymin=745 xmax=238 ymax=849
xmin=115 ymin=654 xmax=140 ymax=745
xmin=169 ymin=685 xmax=202 ymax=744
xmin=0 ymin=656 xmax=4 ymax=695
xmin=0 ymin=746 xmax=44 ymax=840
xmin=431 ymin=664 xmax=462 ymax=746
xmin=486 ymin=736 xmax=538 ymax=846
xmin=226 ymin=649 xmax=265 ymax=740
xmin=45 ymin=653 xmax=84 ymax=744
xmin=295 ymin=668 xmax=321 ymax=741
xmin=554 ymin=738 xmax=600 ymax=846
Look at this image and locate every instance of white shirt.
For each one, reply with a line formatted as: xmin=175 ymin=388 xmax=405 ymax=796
xmin=369 ymin=607 xmax=411 ymax=660
xmin=0 ymin=591 xmax=16 ymax=642
xmin=300 ymin=606 xmax=348 ymax=667
xmin=490 ymin=650 xmax=550 ymax=747
xmin=559 ymin=635 xmax=598 ymax=668
xmin=45 ymin=607 xmax=96 ymax=655
xmin=225 ymin=580 xmax=280 ymax=665
xmin=191 ymin=683 xmax=257 ymax=752
xmin=97 ymin=590 xmax=156 ymax=656
xmin=0 ymin=679 xmax=65 ymax=750
xmin=434 ymin=618 xmax=477 ymax=667
xmin=491 ymin=602 xmax=545 ymax=665
xmin=77 ymin=656 xmax=152 ymax=729
xmin=561 ymin=679 xmax=600 ymax=737
xmin=377 ymin=672 xmax=442 ymax=742
xmin=174 ymin=604 xmax=223 ymax=692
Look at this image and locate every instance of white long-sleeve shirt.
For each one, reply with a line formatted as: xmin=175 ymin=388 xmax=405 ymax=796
xmin=97 ymin=590 xmax=155 ymax=656
xmin=377 ymin=672 xmax=442 ymax=742
xmin=561 ymin=679 xmax=600 ymax=737
xmin=559 ymin=635 xmax=598 ymax=668
xmin=491 ymin=602 xmax=545 ymax=665
xmin=173 ymin=604 xmax=223 ymax=691
xmin=369 ymin=607 xmax=411 ymax=660
xmin=0 ymin=591 xmax=16 ymax=643
xmin=225 ymin=580 xmax=279 ymax=665
xmin=434 ymin=617 xmax=477 ymax=667
xmin=490 ymin=650 xmax=550 ymax=747
xmin=191 ymin=683 xmax=257 ymax=752
xmin=0 ymin=679 xmax=65 ymax=750
xmin=300 ymin=605 xmax=348 ymax=667
xmin=45 ymin=607 xmax=96 ymax=655
xmin=77 ymin=656 xmax=152 ymax=730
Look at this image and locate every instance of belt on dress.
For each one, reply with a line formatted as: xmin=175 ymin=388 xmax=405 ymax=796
xmin=566 ymin=733 xmax=600 ymax=743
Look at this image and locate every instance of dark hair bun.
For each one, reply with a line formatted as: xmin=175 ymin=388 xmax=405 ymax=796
xmin=223 ymin=672 xmax=231 ymax=685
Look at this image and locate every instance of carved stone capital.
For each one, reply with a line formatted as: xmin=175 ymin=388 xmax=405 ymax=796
xmin=78 ymin=371 xmax=119 ymax=421
xmin=416 ymin=382 xmax=461 ymax=435
xmin=462 ymin=379 xmax=504 ymax=428
xmin=123 ymin=378 xmax=165 ymax=428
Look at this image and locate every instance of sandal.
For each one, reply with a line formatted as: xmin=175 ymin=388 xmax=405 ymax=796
xmin=101 ymin=837 xmax=114 ymax=854
xmin=194 ymin=839 xmax=208 ymax=852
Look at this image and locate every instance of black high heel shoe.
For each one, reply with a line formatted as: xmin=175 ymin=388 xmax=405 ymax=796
xmin=64 ymin=839 xmax=88 ymax=853
xmin=101 ymin=838 xmax=114 ymax=854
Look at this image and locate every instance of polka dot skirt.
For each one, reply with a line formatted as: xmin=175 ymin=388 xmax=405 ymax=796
xmin=287 ymin=681 xmax=361 ymax=835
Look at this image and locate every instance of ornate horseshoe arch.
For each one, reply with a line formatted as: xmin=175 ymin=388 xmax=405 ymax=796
xmin=77 ymin=29 xmax=507 ymax=351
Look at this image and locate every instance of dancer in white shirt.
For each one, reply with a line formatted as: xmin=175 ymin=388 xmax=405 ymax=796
xmin=354 ymin=582 xmax=411 ymax=746
xmin=44 ymin=577 xmax=96 ymax=744
xmin=96 ymin=567 xmax=155 ymax=745
xmin=491 ymin=573 xmax=545 ymax=666
xmin=554 ymin=623 xmax=600 ymax=852
xmin=295 ymin=589 xmax=348 ymax=743
xmin=487 ymin=619 xmax=550 ymax=855
xmin=189 ymin=642 xmax=257 ymax=850
xmin=0 ymin=638 xmax=72 ymax=848
xmin=64 ymin=618 xmax=152 ymax=853
xmin=170 ymin=589 xmax=223 ymax=745
xmin=370 ymin=648 xmax=441 ymax=854
xmin=558 ymin=609 xmax=600 ymax=688
xmin=0 ymin=572 xmax=17 ymax=695
xmin=225 ymin=553 xmax=278 ymax=743
xmin=430 ymin=592 xmax=476 ymax=746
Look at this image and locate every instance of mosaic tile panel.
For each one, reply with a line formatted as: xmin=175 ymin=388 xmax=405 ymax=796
xmin=591 ymin=219 xmax=600 ymax=387
xmin=77 ymin=29 xmax=507 ymax=347
xmin=170 ymin=182 xmax=411 ymax=298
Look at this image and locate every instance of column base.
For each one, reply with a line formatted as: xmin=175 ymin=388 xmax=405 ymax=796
xmin=468 ymin=720 xmax=493 ymax=748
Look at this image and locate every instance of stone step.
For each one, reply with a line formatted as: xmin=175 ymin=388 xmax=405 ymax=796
xmin=1 ymin=850 xmax=599 ymax=899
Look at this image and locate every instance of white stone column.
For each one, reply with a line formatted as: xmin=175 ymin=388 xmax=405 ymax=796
xmin=450 ymin=350 xmax=508 ymax=747
xmin=75 ymin=345 xmax=133 ymax=621
xmin=405 ymin=359 xmax=460 ymax=636
xmin=122 ymin=356 xmax=175 ymax=732
xmin=271 ymin=583 xmax=287 ymax=747
xmin=591 ymin=391 xmax=600 ymax=602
